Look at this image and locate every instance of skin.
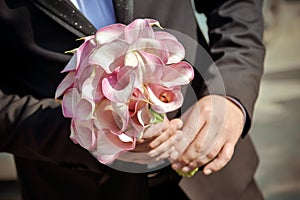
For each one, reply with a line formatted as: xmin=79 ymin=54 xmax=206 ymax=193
xmin=147 ymin=94 xmax=244 ymax=175
xmin=118 ymin=118 xmax=183 ymax=164
xmin=131 ymin=118 xmax=183 ymax=154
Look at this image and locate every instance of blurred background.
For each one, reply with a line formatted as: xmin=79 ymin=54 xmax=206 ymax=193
xmin=0 ymin=0 xmax=299 ymax=199
xmin=252 ymin=0 xmax=300 ymax=199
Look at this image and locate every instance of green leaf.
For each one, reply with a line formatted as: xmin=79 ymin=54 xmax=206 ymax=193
xmin=149 ymin=108 xmax=164 ymax=124
xmin=175 ymin=167 xmax=199 ymax=178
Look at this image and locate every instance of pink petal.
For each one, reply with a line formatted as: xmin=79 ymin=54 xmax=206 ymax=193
xmin=76 ymin=65 xmax=95 ymax=91
xmin=76 ymin=36 xmax=97 ymax=74
xmin=102 ymin=66 xmax=136 ymax=103
xmin=89 ymin=40 xmax=128 ymax=73
xmin=127 ymin=38 xmax=169 ymax=64
xmin=95 ymin=23 xmax=126 ymax=44
xmin=154 ymin=31 xmax=185 ymax=63
xmin=81 ymin=66 xmax=105 ymax=102
xmin=161 ymin=39 xmax=185 ymax=64
xmin=154 ymin=31 xmax=178 ymax=41
xmin=94 ymin=99 xmax=129 ymax=134
xmin=61 ymin=54 xmax=77 ymax=73
xmin=126 ymin=118 xmax=144 ymax=138
xmin=70 ymin=119 xmax=97 ymax=151
xmin=128 ymin=88 xmax=147 ymax=116
xmin=124 ymin=18 xmax=155 ymax=44
xmin=95 ymin=129 xmax=135 ymax=164
xmin=127 ymin=106 xmax=152 ymax=138
xmin=134 ymin=51 xmax=165 ymax=84
xmin=161 ymin=61 xmax=194 ymax=87
xmin=146 ymin=84 xmax=184 ymax=113
xmin=136 ymin=105 xmax=152 ymax=127
xmin=75 ymin=98 xmax=94 ymax=121
xmin=55 ymin=71 xmax=75 ymax=99
xmin=61 ymin=88 xmax=79 ymax=118
xmin=110 ymin=102 xmax=130 ymax=133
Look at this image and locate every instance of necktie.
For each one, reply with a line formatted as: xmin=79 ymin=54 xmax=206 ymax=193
xmin=75 ymin=0 xmax=116 ymax=29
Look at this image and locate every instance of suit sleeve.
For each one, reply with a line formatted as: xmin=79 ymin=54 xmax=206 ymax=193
xmin=194 ymin=0 xmax=266 ymax=136
xmin=0 ymin=90 xmax=96 ymax=164
xmin=0 ymin=0 xmax=102 ymax=166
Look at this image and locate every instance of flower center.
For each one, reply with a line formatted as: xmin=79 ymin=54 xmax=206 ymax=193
xmin=159 ymin=92 xmax=170 ymax=103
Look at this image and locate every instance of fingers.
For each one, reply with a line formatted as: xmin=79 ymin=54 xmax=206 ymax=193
xmin=170 ymin=96 xmax=243 ymax=176
xmin=145 ymin=118 xmax=183 ymax=161
xmin=152 ymin=146 xmax=177 ymax=161
xmin=171 ymin=118 xmax=213 ymax=168
xmin=203 ymin=142 xmax=234 ymax=175
xmin=165 ymin=118 xmax=184 ymax=130
xmin=172 ymin=120 xmax=224 ymax=173
xmin=180 ymin=122 xmax=209 ymax=160
xmin=172 ymin=141 xmax=235 ymax=176
xmin=148 ymin=130 xmax=182 ymax=160
xmin=171 ymin=105 xmax=207 ymax=157
xmin=172 ymin=130 xmax=223 ymax=173
xmin=148 ymin=128 xmax=174 ymax=149
xmin=149 ymin=118 xmax=183 ymax=149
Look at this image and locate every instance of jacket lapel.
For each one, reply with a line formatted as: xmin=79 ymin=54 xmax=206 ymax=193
xmin=30 ymin=0 xmax=135 ymax=37
xmin=30 ymin=0 xmax=96 ymax=37
xmin=113 ymin=0 xmax=134 ymax=24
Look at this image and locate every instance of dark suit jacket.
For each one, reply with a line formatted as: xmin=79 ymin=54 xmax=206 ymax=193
xmin=0 ymin=0 xmax=265 ymax=199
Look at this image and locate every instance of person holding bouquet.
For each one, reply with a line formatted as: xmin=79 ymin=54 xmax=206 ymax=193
xmin=0 ymin=0 xmax=265 ymax=199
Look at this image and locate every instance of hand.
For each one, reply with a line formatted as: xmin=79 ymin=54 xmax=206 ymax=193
xmin=171 ymin=95 xmax=244 ymax=175
xmin=147 ymin=118 xmax=183 ymax=161
xmin=117 ymin=118 xmax=183 ymax=164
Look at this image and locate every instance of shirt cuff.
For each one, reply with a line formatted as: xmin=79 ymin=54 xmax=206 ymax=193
xmin=226 ymin=96 xmax=247 ymax=125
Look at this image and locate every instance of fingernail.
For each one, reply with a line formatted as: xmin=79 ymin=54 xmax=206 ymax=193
xmin=170 ymin=151 xmax=179 ymax=160
xmin=148 ymin=141 xmax=158 ymax=149
xmin=155 ymin=156 xmax=163 ymax=161
xmin=204 ymin=169 xmax=212 ymax=175
xmin=172 ymin=163 xmax=181 ymax=170
xmin=182 ymin=166 xmax=190 ymax=173
xmin=148 ymin=151 xmax=157 ymax=157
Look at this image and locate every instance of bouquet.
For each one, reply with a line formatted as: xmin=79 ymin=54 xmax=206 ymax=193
xmin=55 ymin=18 xmax=194 ymax=164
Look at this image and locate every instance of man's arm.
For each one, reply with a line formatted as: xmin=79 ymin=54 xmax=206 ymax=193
xmin=168 ymin=0 xmax=265 ymax=175
xmin=0 ymin=90 xmax=99 ymax=166
xmin=195 ymin=0 xmax=266 ymax=136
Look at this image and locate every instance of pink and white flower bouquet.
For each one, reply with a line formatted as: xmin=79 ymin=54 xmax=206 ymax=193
xmin=55 ymin=18 xmax=194 ymax=164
